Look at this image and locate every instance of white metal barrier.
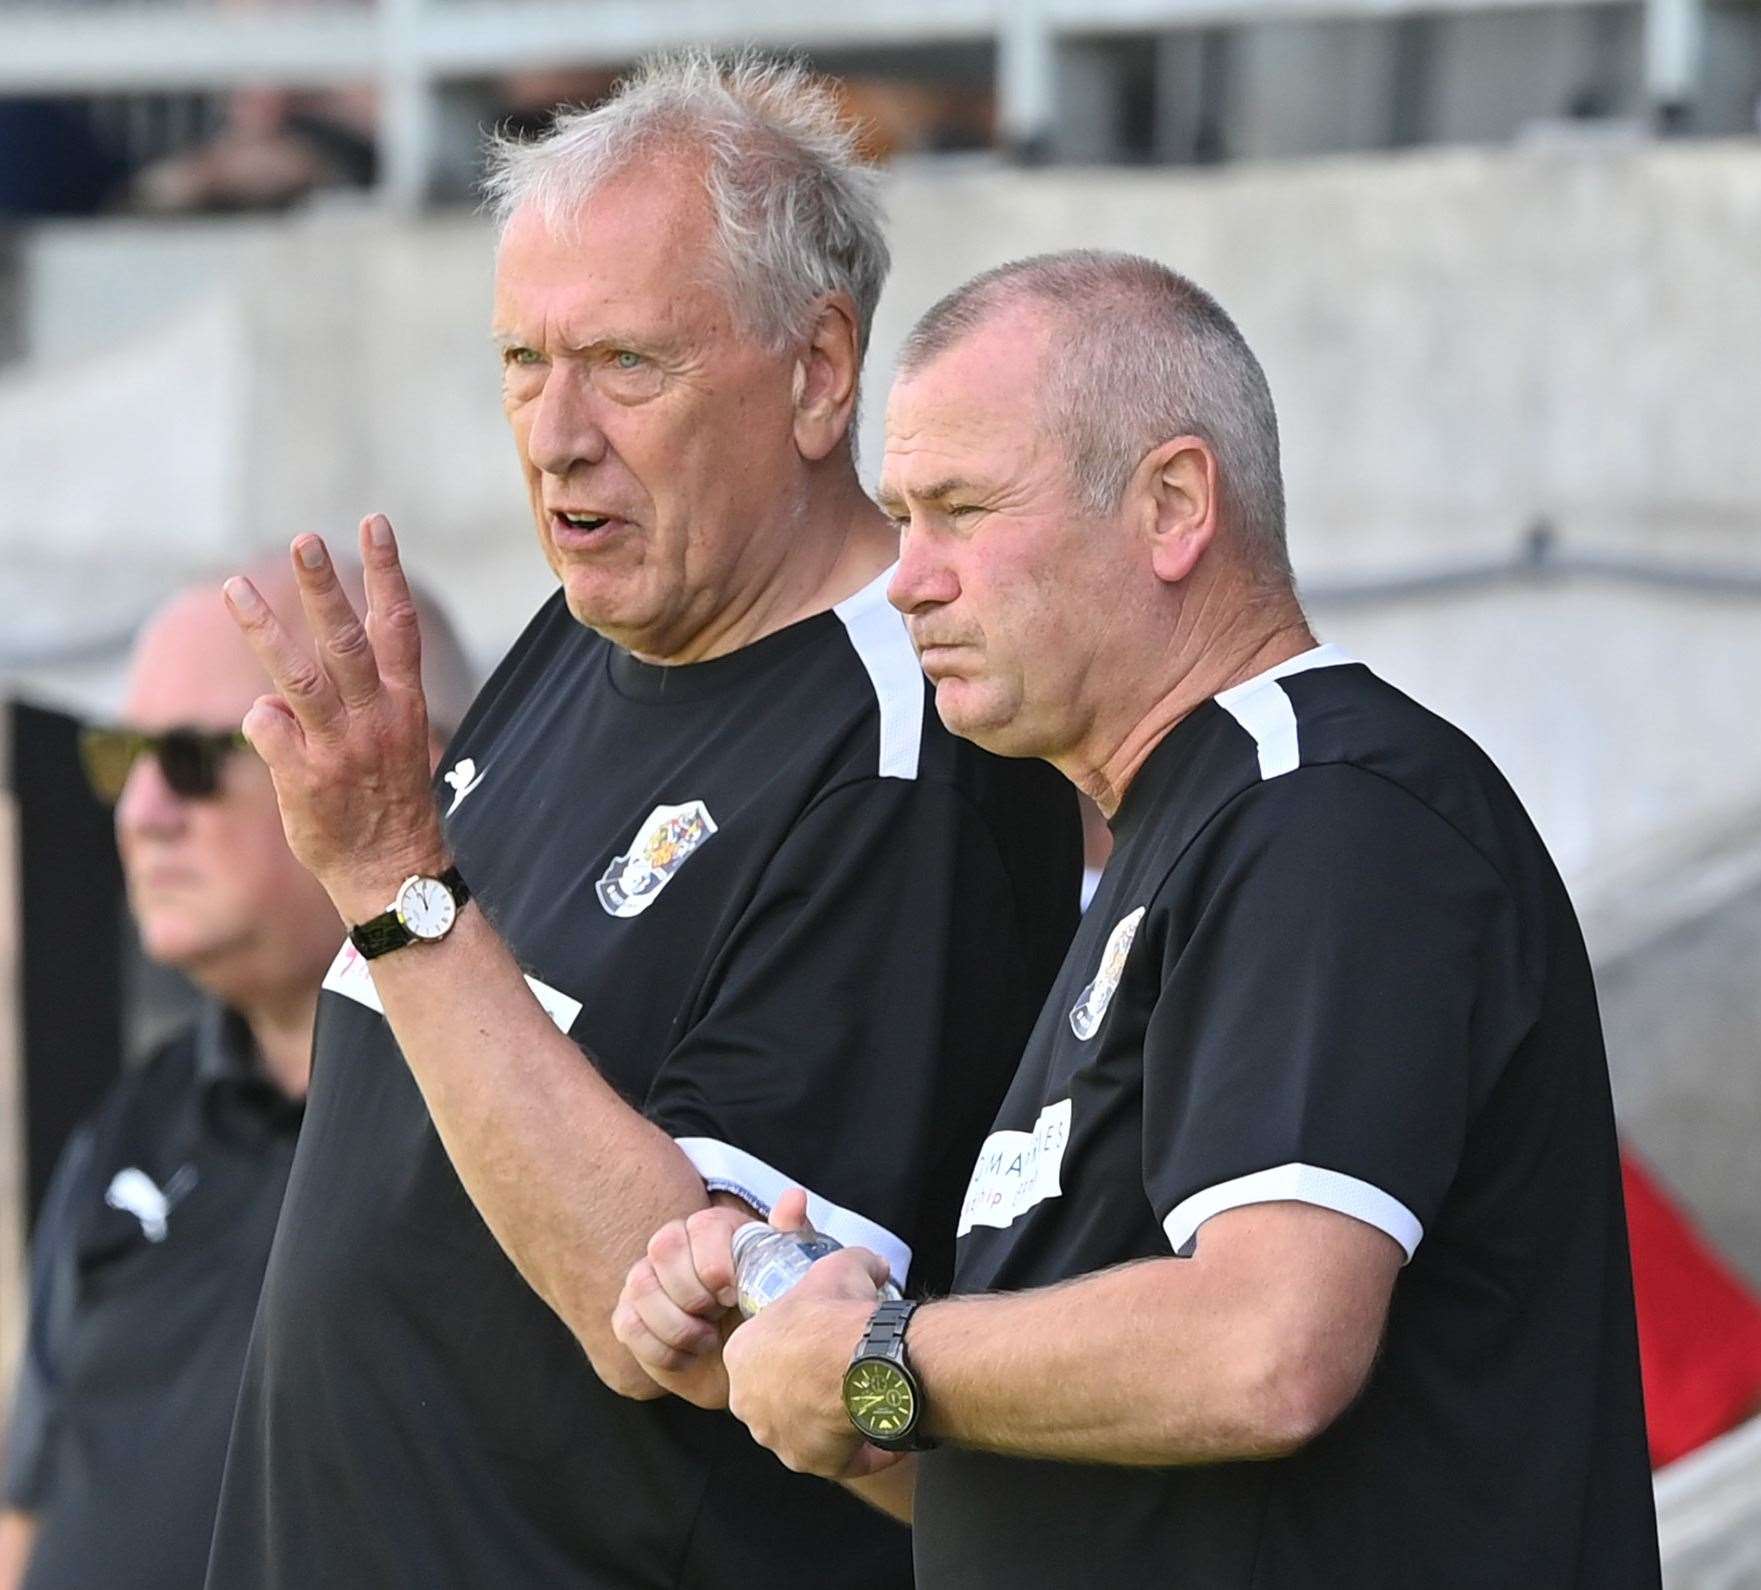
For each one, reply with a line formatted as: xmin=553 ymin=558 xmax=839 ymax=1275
xmin=0 ymin=0 xmax=1694 ymax=210
xmin=1657 ymin=1414 xmax=1761 ymax=1587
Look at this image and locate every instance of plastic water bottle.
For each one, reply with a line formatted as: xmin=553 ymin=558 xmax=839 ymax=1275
xmin=731 ymin=1221 xmax=902 ymax=1318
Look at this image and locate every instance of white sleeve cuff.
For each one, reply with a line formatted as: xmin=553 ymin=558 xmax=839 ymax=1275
xmin=674 ymin=1137 xmax=913 ymax=1290
xmin=1161 ymin=1162 xmax=1423 ymax=1263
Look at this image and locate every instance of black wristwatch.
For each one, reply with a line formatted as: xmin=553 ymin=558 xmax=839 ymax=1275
xmin=842 ymin=1298 xmax=936 ymax=1452
xmin=348 ymin=867 xmax=471 ymax=960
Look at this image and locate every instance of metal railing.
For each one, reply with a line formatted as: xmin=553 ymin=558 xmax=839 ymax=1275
xmin=0 ymin=0 xmax=1707 ymax=210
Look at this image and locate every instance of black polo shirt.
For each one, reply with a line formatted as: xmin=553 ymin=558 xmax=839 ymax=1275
xmin=915 ymin=645 xmax=1660 ymax=1588
xmin=207 ymin=571 xmax=1080 ymax=1589
xmin=2 ymin=1004 xmax=301 ymax=1590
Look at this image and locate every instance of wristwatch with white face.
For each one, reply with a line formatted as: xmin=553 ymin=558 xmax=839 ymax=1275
xmin=349 ymin=866 xmax=471 ymax=960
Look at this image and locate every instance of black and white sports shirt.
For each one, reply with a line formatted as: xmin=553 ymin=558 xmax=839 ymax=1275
xmin=3 ymin=1007 xmax=298 ymax=1590
xmin=206 ymin=570 xmax=1080 ymax=1589
xmin=914 ymin=645 xmax=1659 ymax=1589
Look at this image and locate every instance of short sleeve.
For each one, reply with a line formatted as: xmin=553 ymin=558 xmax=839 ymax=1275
xmin=645 ymin=777 xmax=1065 ymax=1293
xmin=2 ymin=1124 xmax=94 ymax=1509
xmin=1142 ymin=764 xmax=1524 ymax=1264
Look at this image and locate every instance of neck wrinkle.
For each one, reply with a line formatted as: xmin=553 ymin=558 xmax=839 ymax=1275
xmin=1068 ymin=589 xmax=1314 ymax=819
xmin=633 ymin=475 xmax=895 ymax=667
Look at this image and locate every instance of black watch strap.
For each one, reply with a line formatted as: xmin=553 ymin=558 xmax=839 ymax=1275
xmin=853 ymin=1298 xmax=937 ymax=1452
xmin=349 ymin=866 xmax=470 ymax=960
xmin=854 ymin=1298 xmax=920 ymax=1364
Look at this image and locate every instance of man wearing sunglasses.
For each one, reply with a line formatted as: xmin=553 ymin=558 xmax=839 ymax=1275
xmin=0 ymin=563 xmax=474 ymax=1590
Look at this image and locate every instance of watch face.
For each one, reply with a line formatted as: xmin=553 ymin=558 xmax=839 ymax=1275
xmin=396 ymin=875 xmax=457 ymax=941
xmin=843 ymin=1359 xmax=917 ymax=1441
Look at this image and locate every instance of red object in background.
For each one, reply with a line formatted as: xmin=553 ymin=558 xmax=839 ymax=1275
xmin=1622 ymin=1150 xmax=1761 ymax=1468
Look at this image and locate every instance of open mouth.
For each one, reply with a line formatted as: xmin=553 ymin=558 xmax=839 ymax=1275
xmin=555 ymin=511 xmax=612 ymax=533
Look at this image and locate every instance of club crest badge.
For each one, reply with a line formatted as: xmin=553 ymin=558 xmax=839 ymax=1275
xmin=1069 ymin=906 xmax=1147 ymax=1040
xmin=597 ymin=801 xmax=719 ymax=918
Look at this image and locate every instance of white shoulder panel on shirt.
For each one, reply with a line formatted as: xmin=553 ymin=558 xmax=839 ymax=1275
xmin=832 ymin=564 xmax=925 ymax=781
xmin=1213 ymin=641 xmax=1359 ymax=781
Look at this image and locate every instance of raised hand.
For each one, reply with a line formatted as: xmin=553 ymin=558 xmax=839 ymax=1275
xmin=223 ymin=516 xmax=446 ymax=924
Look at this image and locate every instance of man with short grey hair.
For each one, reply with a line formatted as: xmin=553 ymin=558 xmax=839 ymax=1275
xmin=656 ymin=250 xmax=1658 ymax=1585
xmin=204 ymin=53 xmax=1077 ymax=1588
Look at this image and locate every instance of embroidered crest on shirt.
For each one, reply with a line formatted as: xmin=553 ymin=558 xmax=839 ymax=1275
xmin=596 ymin=801 xmax=719 ymax=918
xmin=105 ymin=1164 xmax=198 ymax=1243
xmin=1069 ymin=906 xmax=1147 ymax=1040
xmin=443 ymin=757 xmax=486 ymax=815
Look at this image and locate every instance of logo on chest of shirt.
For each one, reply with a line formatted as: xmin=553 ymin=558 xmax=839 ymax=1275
xmin=957 ymin=1099 xmax=1073 ymax=1237
xmin=596 ymin=800 xmax=719 ymax=918
xmin=442 ymin=757 xmax=486 ymax=815
xmin=1069 ymin=906 xmax=1146 ymax=1040
xmin=104 ymin=1164 xmax=198 ymax=1243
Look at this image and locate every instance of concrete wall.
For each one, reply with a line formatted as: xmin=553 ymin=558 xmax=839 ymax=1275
xmin=863 ymin=140 xmax=1761 ymax=571
xmin=12 ymin=140 xmax=1761 ymax=627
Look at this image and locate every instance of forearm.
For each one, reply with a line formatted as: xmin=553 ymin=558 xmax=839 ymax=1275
xmin=907 ymin=1265 xmax=1268 ymax=1465
xmin=909 ymin=1234 xmax=1384 ymax=1466
xmin=0 ymin=1510 xmax=37 ymax=1590
xmin=842 ymin=1459 xmax=918 ymax=1524
xmin=364 ymin=904 xmax=710 ymax=1383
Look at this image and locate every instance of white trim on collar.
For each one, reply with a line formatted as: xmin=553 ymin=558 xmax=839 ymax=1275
xmin=1213 ymin=642 xmax=1360 ymax=781
xmin=832 ymin=563 xmax=925 ymax=781
xmin=1213 ymin=642 xmax=1359 ymax=706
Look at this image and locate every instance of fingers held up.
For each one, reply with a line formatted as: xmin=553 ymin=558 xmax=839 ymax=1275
xmin=219 ymin=521 xmax=445 ymax=909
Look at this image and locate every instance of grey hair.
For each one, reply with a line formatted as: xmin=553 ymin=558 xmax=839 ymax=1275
xmin=482 ymin=49 xmax=891 ymax=363
xmin=899 ymin=250 xmax=1290 ymax=583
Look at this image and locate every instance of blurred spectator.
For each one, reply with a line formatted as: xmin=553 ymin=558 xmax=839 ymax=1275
xmin=0 ymin=559 xmax=473 ymax=1590
xmin=490 ymin=66 xmax=993 ymax=165
xmin=129 ymin=0 xmax=376 ymax=214
xmin=835 ymin=77 xmax=994 ymax=160
xmin=129 ymin=83 xmax=376 ymax=214
xmin=0 ymin=100 xmax=123 ymax=218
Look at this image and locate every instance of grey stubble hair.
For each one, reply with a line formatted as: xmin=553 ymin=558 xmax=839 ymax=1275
xmin=899 ymin=250 xmax=1291 ymax=584
xmin=481 ymin=49 xmax=892 ymax=367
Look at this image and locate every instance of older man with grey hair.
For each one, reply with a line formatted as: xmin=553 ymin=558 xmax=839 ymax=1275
xmin=203 ymin=52 xmax=1078 ymax=1589
xmin=641 ymin=250 xmax=1661 ymax=1586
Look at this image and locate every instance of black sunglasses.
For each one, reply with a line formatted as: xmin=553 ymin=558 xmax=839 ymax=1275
xmin=80 ymin=725 xmax=252 ymax=805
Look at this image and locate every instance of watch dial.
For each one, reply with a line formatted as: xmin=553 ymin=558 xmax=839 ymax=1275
xmin=398 ymin=877 xmax=457 ymax=940
xmin=844 ymin=1361 xmax=916 ymax=1439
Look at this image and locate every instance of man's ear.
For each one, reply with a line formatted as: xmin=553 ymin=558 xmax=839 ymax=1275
xmin=793 ymin=294 xmax=862 ymax=463
xmin=1134 ymin=435 xmax=1220 ymax=585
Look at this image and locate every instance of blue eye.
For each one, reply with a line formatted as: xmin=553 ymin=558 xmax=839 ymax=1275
xmin=614 ymin=351 xmax=643 ymax=370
